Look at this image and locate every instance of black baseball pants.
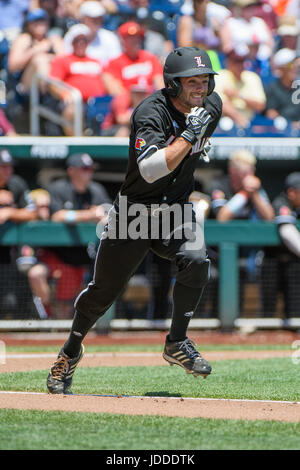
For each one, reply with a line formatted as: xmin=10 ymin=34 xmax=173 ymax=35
xmin=63 ymin=201 xmax=210 ymax=355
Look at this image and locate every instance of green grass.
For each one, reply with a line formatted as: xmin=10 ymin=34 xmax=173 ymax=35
xmin=1 ymin=349 xmax=298 ymax=450
xmin=0 ymin=409 xmax=299 ymax=450
xmin=0 ymin=358 xmax=299 ymax=401
xmin=4 ymin=343 xmax=293 ymax=353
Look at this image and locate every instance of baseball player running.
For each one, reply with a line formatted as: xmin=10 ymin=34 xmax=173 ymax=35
xmin=47 ymin=47 xmax=222 ymax=394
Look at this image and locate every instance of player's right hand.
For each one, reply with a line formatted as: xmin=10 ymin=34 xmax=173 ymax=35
xmin=181 ymin=107 xmax=212 ymax=146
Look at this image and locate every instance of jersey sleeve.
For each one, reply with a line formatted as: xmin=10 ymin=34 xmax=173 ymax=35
xmin=208 ymin=180 xmax=228 ymax=217
xmin=10 ymin=176 xmax=29 ymax=208
xmin=131 ymin=101 xmax=169 ymax=163
xmin=48 ymin=181 xmax=67 ymax=214
xmin=203 ymin=91 xmax=223 ymax=137
xmin=90 ymin=183 xmax=112 ymax=206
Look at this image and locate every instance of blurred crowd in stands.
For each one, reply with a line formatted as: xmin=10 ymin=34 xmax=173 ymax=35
xmin=0 ymin=0 xmax=299 ymax=137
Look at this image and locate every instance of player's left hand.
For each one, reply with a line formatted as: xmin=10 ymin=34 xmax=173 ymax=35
xmin=181 ymin=107 xmax=212 ymax=145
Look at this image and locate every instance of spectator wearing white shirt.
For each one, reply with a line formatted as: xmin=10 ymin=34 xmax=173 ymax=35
xmin=76 ymin=1 xmax=122 ymax=65
xmin=219 ymin=0 xmax=274 ymax=61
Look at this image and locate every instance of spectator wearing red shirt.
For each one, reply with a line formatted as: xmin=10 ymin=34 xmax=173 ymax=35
xmin=49 ymin=24 xmax=107 ymax=135
xmin=102 ymin=21 xmax=164 ymax=96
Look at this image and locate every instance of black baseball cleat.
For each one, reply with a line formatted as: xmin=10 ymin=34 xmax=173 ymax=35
xmin=163 ymin=336 xmax=212 ymax=378
xmin=46 ymin=345 xmax=84 ymax=394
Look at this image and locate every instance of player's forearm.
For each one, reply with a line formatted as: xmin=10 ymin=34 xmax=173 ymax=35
xmin=279 ymin=223 xmax=300 ymax=257
xmin=51 ymin=209 xmax=94 ymax=223
xmin=165 ymin=137 xmax=192 ymax=170
xmin=241 ymin=97 xmax=266 ymax=113
xmin=138 ymin=138 xmax=191 ymax=184
xmin=9 ymin=208 xmax=37 ymax=223
xmin=216 ymin=205 xmax=234 ymax=222
xmin=251 ymin=192 xmax=274 ymax=220
xmin=139 ymin=108 xmax=211 ymax=183
xmin=217 ymin=190 xmax=248 ymax=222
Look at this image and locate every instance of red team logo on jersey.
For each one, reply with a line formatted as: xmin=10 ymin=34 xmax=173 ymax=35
xmin=280 ymin=206 xmax=291 ymax=216
xmin=135 ymin=137 xmax=146 ymax=150
xmin=194 ymin=56 xmax=205 ymax=67
xmin=212 ymin=190 xmax=225 ymax=200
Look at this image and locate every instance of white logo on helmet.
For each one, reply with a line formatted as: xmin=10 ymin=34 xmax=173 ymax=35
xmin=81 ymin=154 xmax=93 ymax=166
xmin=194 ymin=56 xmax=205 ymax=67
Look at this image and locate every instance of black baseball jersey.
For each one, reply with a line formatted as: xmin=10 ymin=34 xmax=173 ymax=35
xmin=0 ymin=175 xmax=33 ymax=264
xmin=48 ymin=179 xmax=111 ymax=215
xmin=273 ymin=191 xmax=300 ymax=227
xmin=0 ymin=175 xmax=29 ymax=209
xmin=120 ymin=88 xmax=222 ymax=205
xmin=264 ymin=192 xmax=300 ymax=260
xmin=46 ymin=178 xmax=111 ymax=266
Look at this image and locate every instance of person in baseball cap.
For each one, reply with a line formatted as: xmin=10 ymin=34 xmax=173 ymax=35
xmin=0 ymin=149 xmax=14 ymax=166
xmin=118 ymin=21 xmax=145 ymax=38
xmin=102 ymin=20 xmax=163 ymax=94
xmin=66 ymin=153 xmax=95 ymax=169
xmin=78 ymin=0 xmax=121 ymax=64
xmin=260 ymin=170 xmax=300 ymax=319
xmin=285 ymin=172 xmax=300 ymax=191
xmin=63 ymin=23 xmax=91 ymax=53
xmin=25 ymin=8 xmax=48 ymax=23
xmin=163 ymin=46 xmax=217 ymax=99
xmin=79 ymin=1 xmax=106 ymax=18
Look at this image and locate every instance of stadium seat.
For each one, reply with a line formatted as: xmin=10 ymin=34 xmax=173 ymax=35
xmin=149 ymin=0 xmax=184 ymax=16
xmin=85 ymin=95 xmax=113 ymax=136
xmin=214 ymin=115 xmax=300 ymax=138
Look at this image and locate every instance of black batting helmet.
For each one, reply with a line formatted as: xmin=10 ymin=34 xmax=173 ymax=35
xmin=163 ymin=47 xmax=217 ymax=97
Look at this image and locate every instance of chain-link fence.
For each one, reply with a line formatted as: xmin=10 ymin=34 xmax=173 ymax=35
xmin=1 ymin=247 xmax=299 ymax=322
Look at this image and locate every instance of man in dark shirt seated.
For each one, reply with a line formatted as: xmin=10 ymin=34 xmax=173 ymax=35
xmin=261 ymin=172 xmax=300 ymax=320
xmin=0 ymin=148 xmax=38 ymax=318
xmin=205 ymin=149 xmax=274 ymax=316
xmin=0 ymin=149 xmax=37 ymax=263
xmin=29 ymin=153 xmax=111 ymax=318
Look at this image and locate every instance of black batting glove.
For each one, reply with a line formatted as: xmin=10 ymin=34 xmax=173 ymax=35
xmin=181 ymin=107 xmax=212 ymax=146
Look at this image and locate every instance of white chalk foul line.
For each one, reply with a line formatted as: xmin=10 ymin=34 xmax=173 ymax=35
xmin=0 ymin=390 xmax=299 ymax=405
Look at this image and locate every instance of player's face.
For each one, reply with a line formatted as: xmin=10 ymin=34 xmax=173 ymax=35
xmin=287 ymin=188 xmax=300 ymax=208
xmin=72 ymin=35 xmax=89 ymax=57
xmin=68 ymin=166 xmax=94 ymax=190
xmin=0 ymin=164 xmax=13 ymax=186
xmin=176 ymin=75 xmax=209 ymax=112
xmin=229 ymin=162 xmax=254 ymax=190
xmin=83 ymin=16 xmax=102 ymax=36
xmin=121 ymin=34 xmax=142 ymax=56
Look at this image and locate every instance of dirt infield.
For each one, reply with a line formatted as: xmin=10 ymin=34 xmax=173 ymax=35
xmin=1 ymin=348 xmax=300 ymax=422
